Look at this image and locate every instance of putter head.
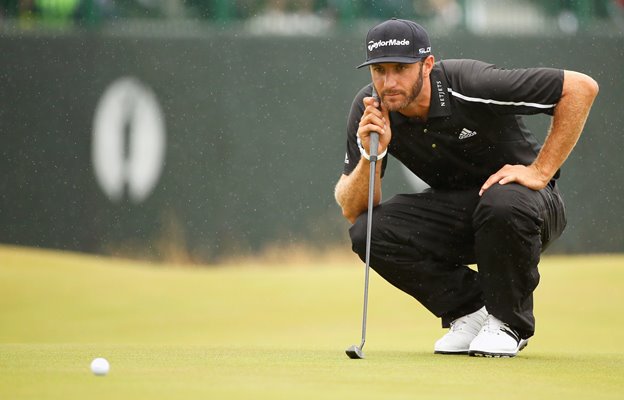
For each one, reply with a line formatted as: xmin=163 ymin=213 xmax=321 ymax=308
xmin=345 ymin=345 xmax=365 ymax=359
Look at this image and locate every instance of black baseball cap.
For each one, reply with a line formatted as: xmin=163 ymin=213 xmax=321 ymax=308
xmin=357 ymin=18 xmax=431 ymax=69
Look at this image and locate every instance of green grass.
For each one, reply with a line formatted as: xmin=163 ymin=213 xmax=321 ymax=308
xmin=1 ymin=245 xmax=623 ymax=399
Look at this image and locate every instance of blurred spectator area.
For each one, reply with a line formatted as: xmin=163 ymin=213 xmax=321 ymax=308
xmin=1 ymin=0 xmax=623 ymax=34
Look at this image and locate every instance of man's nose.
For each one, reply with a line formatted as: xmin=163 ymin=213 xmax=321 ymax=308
xmin=383 ymin=72 xmax=397 ymax=88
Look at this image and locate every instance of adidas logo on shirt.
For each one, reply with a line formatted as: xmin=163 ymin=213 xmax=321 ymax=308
xmin=458 ymin=128 xmax=477 ymax=140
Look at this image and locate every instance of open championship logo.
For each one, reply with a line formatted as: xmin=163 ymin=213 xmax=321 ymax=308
xmin=92 ymin=77 xmax=166 ymax=204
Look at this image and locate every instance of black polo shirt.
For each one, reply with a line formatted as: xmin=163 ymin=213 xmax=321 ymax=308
xmin=342 ymin=59 xmax=564 ymax=190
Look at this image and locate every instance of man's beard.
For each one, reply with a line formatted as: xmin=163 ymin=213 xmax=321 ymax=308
xmin=381 ymin=63 xmax=424 ymax=112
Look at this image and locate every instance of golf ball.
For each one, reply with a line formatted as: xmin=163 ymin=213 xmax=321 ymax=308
xmin=90 ymin=357 xmax=110 ymax=376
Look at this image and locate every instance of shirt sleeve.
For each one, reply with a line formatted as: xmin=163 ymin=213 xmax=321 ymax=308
xmin=442 ymin=59 xmax=564 ymax=116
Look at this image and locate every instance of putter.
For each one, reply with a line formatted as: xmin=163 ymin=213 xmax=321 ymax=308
xmin=346 ymin=88 xmax=380 ymax=360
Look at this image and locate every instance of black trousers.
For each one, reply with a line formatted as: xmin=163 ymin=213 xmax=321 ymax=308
xmin=349 ymin=181 xmax=566 ymax=339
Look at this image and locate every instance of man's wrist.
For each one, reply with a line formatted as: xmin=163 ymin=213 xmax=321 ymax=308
xmin=531 ymin=162 xmax=553 ymax=184
xmin=359 ymin=146 xmax=387 ymax=161
xmin=357 ymin=136 xmax=387 ymax=161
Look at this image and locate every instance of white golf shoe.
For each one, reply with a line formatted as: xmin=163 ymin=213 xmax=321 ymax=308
xmin=468 ymin=314 xmax=529 ymax=358
xmin=434 ymin=306 xmax=488 ymax=354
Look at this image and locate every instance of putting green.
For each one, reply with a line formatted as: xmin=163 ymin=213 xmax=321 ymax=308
xmin=1 ymin=245 xmax=623 ymax=399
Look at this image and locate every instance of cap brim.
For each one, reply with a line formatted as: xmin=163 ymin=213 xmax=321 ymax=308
xmin=356 ymin=56 xmax=424 ymax=69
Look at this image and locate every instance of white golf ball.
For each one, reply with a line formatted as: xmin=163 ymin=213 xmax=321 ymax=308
xmin=90 ymin=357 xmax=110 ymax=376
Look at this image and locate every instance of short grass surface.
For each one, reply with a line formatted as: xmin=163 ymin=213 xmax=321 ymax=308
xmin=1 ymin=245 xmax=623 ymax=399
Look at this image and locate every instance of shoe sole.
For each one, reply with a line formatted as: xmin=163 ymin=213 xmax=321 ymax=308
xmin=469 ymin=351 xmax=516 ymax=358
xmin=468 ymin=340 xmax=528 ymax=358
xmin=434 ymin=350 xmax=469 ymax=355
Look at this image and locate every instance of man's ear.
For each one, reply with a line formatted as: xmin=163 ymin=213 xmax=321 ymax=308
xmin=423 ymin=55 xmax=435 ymax=76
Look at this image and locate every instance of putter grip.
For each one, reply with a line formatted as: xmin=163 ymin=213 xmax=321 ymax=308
xmin=370 ymin=85 xmax=380 ymax=160
xmin=369 ymin=132 xmax=379 ymax=159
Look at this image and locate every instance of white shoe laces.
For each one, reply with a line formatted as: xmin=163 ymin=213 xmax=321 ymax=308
xmin=449 ymin=320 xmax=466 ymax=332
xmin=482 ymin=314 xmax=520 ymax=342
xmin=448 ymin=307 xmax=486 ymax=334
xmin=482 ymin=314 xmax=504 ymax=334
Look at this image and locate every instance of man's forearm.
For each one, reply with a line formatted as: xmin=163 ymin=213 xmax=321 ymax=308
xmin=335 ymin=158 xmax=383 ymax=223
xmin=532 ymin=70 xmax=599 ymax=181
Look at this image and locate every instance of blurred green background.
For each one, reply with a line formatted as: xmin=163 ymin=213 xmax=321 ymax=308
xmin=1 ymin=1 xmax=623 ymax=263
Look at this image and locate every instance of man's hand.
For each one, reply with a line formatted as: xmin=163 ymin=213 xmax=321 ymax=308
xmin=334 ymin=94 xmax=389 ymax=223
xmin=479 ymin=164 xmax=550 ymax=196
xmin=479 ymin=71 xmax=598 ymax=197
xmin=357 ymin=96 xmax=391 ymax=156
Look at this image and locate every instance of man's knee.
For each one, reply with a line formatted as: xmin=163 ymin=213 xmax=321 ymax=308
xmin=473 ymin=184 xmax=541 ymax=231
xmin=349 ymin=212 xmax=368 ymax=259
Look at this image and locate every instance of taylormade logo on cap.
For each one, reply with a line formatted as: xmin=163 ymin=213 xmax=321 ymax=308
xmin=368 ymin=39 xmax=410 ymax=52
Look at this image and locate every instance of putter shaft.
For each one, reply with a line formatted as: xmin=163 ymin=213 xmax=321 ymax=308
xmin=346 ymin=87 xmax=380 ymax=360
xmin=345 ymin=131 xmax=379 ymax=360
xmin=360 ymin=131 xmax=379 ymax=349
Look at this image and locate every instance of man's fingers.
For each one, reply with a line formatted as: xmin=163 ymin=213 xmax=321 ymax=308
xmin=365 ymin=105 xmax=384 ymax=122
xmin=363 ymin=97 xmax=381 ymax=113
xmin=479 ymin=165 xmax=525 ymax=196
xmin=479 ymin=173 xmax=504 ymax=196
xmin=361 ymin=113 xmax=385 ymax=130
xmin=360 ymin=123 xmax=385 ymax=136
xmin=498 ymin=175 xmax=516 ymax=185
xmin=358 ymin=109 xmax=386 ymax=140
